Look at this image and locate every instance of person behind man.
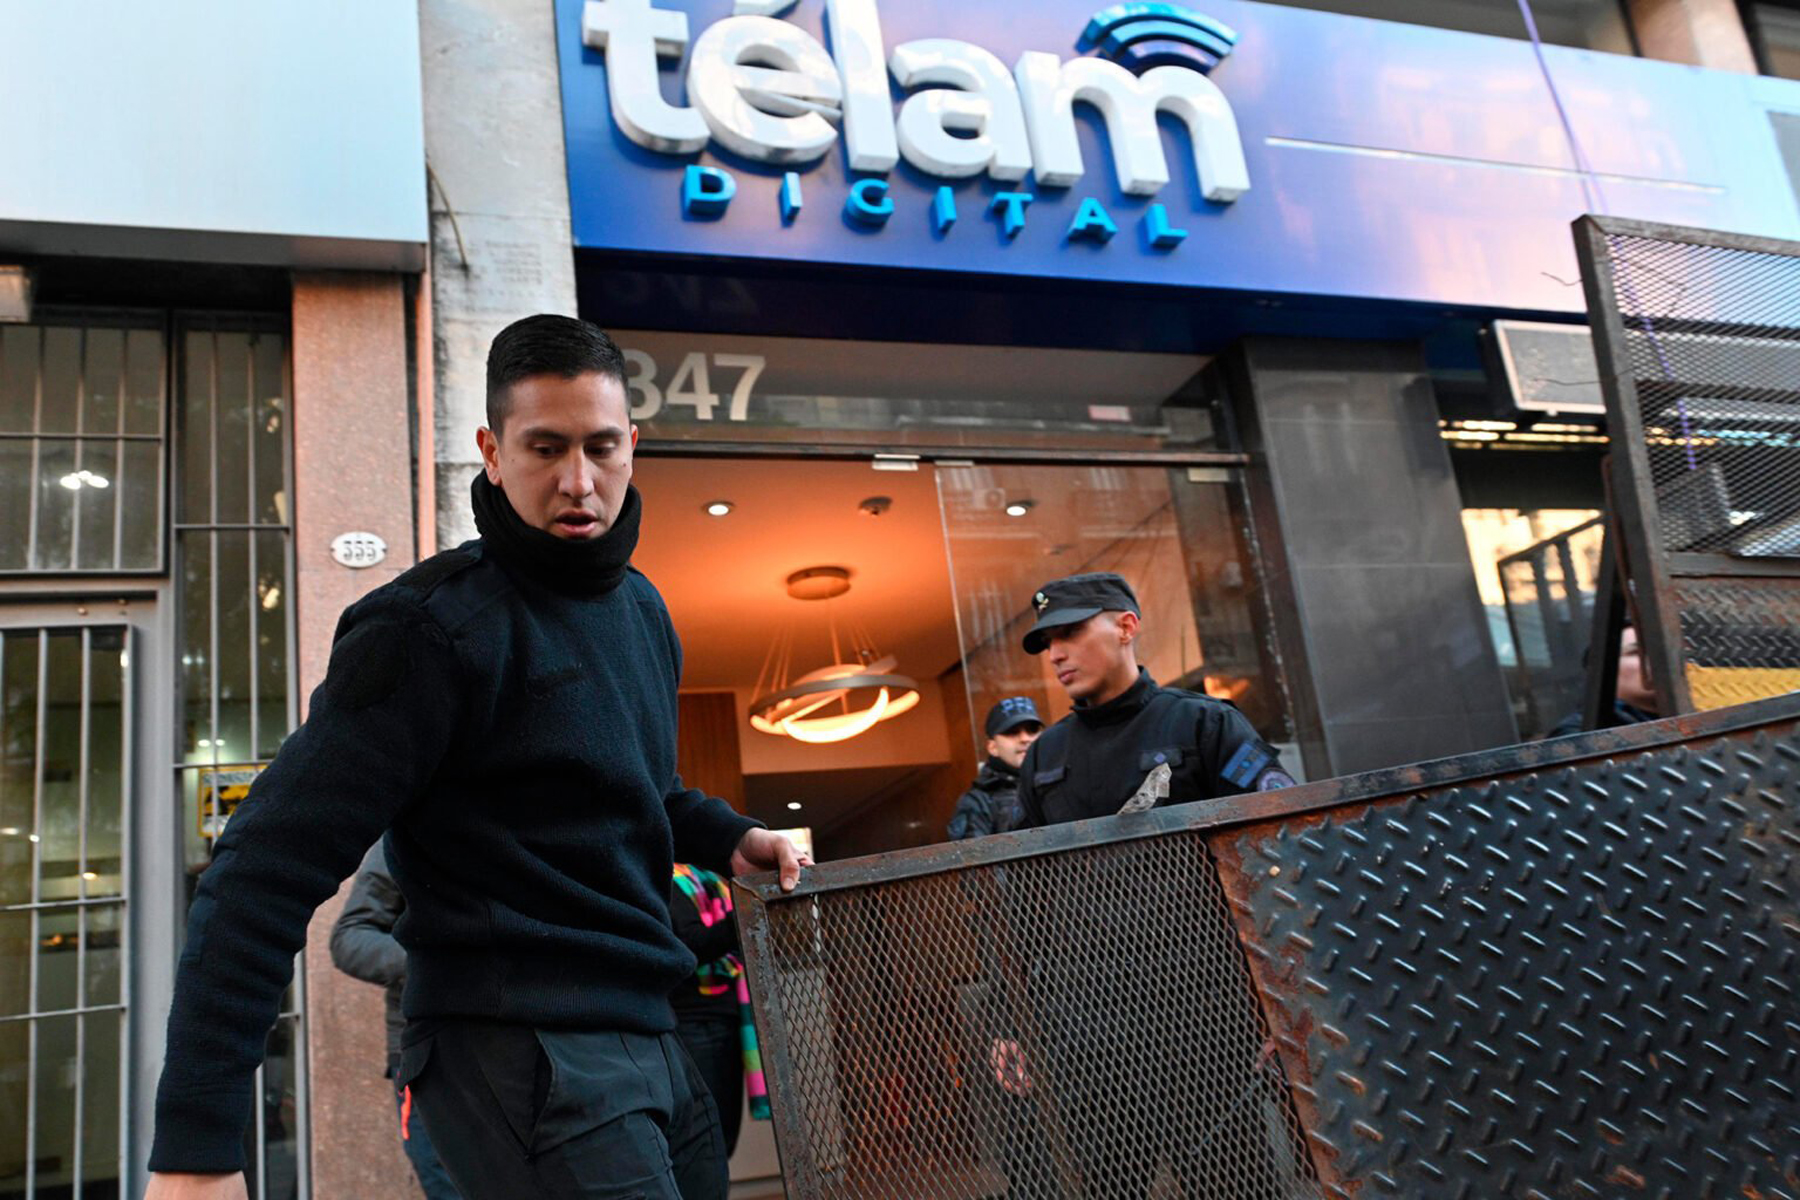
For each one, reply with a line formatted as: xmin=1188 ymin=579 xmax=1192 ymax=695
xmin=1004 ymin=572 xmax=1297 ymax=1195
xmin=945 ymin=697 xmax=1045 ymax=840
xmin=328 ymin=841 xmax=462 ymax=1200
xmin=145 ymin=315 xmax=807 ymax=1200
xmin=1547 ymin=622 xmax=1661 ymax=738
xmin=1014 ymin=572 xmax=1293 ymax=828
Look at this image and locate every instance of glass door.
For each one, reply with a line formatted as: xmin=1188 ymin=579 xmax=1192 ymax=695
xmin=0 ymin=620 xmax=133 ymax=1200
xmin=934 ymin=462 xmax=1293 ymax=770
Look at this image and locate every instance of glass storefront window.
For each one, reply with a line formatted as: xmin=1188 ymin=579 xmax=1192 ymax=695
xmin=0 ymin=319 xmax=167 ymax=574
xmin=1260 ymin=0 xmax=1635 ymax=53
xmin=937 ymin=462 xmax=1290 ymax=757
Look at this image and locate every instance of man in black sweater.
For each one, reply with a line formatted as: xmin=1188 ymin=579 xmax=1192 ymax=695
xmin=146 ymin=316 xmax=807 ymax=1200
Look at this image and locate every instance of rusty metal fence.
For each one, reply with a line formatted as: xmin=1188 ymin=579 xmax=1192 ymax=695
xmin=735 ymin=694 xmax=1800 ymax=1198
xmin=1575 ymin=217 xmax=1800 ymax=714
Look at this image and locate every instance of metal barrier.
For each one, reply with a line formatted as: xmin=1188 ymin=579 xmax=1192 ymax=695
xmin=1575 ymin=217 xmax=1800 ymax=714
xmin=1497 ymin=516 xmax=1603 ymax=738
xmin=736 ymin=694 xmax=1800 ymax=1198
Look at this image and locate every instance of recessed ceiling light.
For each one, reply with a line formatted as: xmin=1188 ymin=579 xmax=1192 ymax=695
xmin=1004 ymin=499 xmax=1035 ymax=518
xmin=787 ymin=801 xmax=803 ymax=811
xmin=705 ymin=500 xmax=734 ymax=517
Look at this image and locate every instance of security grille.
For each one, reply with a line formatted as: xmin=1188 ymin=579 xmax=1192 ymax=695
xmin=737 ymin=694 xmax=1800 ymax=1198
xmin=1496 ymin=516 xmax=1603 ymax=737
xmin=1575 ymin=216 xmax=1800 ymax=712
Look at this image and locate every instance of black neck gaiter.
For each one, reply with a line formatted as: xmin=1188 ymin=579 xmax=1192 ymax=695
xmin=470 ymin=472 xmax=642 ymax=597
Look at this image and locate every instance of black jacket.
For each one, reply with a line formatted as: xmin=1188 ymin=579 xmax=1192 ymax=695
xmin=328 ymin=841 xmax=408 ymax=1072
xmin=1017 ymin=669 xmax=1289 ymax=827
xmin=945 ymin=760 xmax=1024 ymax=840
xmin=151 ymin=535 xmax=761 ymax=1173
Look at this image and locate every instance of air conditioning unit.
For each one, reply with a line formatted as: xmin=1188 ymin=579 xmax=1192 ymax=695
xmin=1491 ymin=319 xmax=1605 ymax=415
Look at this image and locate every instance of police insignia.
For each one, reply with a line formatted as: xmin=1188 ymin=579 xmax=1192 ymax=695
xmin=1034 ymin=592 xmax=1048 ymax=612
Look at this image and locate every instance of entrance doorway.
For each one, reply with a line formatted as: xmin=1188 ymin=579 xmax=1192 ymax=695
xmin=632 ymin=454 xmax=1286 ymax=861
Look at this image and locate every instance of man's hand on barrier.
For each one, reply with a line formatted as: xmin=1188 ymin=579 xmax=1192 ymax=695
xmin=990 ymin=1039 xmax=1033 ymax=1095
xmin=145 ymin=1173 xmax=248 ymax=1200
xmin=732 ymin=827 xmax=813 ymax=893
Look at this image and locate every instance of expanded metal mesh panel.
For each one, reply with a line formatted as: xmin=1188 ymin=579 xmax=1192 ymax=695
xmin=742 ymin=697 xmax=1800 ymax=1199
xmin=752 ymin=834 xmax=1319 ymax=1199
xmin=1601 ymin=231 xmax=1800 ymax=558
xmin=1579 ymin=218 xmax=1800 ymax=714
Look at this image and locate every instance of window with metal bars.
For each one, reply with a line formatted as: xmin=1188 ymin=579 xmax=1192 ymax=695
xmin=171 ymin=317 xmax=305 ymax=1200
xmin=0 ymin=626 xmax=131 ymax=1200
xmin=0 ymin=316 xmax=167 ymax=575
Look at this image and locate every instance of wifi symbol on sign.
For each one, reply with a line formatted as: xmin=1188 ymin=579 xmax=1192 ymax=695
xmin=1078 ymin=2 xmax=1241 ymax=74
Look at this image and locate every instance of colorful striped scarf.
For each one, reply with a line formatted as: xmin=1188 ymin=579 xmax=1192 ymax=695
xmin=672 ymin=864 xmax=771 ymax=1120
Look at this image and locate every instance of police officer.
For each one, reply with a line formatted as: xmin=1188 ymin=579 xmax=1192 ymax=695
xmin=946 ymin=697 xmax=1045 ymax=840
xmin=1014 ymin=572 xmax=1293 ymax=828
xmin=1004 ymin=571 xmax=1297 ymax=1196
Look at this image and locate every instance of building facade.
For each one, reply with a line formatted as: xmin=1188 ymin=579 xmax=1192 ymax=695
xmin=3 ymin=1 xmax=1799 ymax=1198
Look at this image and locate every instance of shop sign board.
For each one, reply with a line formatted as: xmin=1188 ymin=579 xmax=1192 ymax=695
xmin=558 ymin=0 xmax=1800 ymax=314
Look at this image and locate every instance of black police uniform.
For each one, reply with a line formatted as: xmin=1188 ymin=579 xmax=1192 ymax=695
xmin=947 ymin=696 xmax=1043 ymax=840
xmin=1006 ymin=573 xmax=1297 ymax=1198
xmin=1013 ymin=574 xmax=1292 ymax=827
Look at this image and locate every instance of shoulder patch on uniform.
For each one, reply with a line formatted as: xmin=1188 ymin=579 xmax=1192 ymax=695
xmin=325 ymin=620 xmax=411 ymax=711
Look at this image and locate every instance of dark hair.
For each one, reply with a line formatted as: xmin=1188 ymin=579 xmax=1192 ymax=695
xmin=485 ymin=314 xmax=627 ymax=432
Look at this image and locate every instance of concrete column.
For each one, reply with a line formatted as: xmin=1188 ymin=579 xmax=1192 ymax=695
xmin=1628 ymin=0 xmax=1758 ymax=72
xmin=289 ymin=271 xmax=421 ymax=1199
xmin=421 ymin=0 xmax=579 ymax=549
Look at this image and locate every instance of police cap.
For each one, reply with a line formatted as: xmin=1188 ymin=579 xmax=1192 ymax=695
xmin=1021 ymin=572 xmax=1140 ymax=654
xmin=984 ymin=696 xmax=1043 ymax=738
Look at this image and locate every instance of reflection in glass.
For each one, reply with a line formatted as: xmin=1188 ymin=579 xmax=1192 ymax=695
xmin=84 ymin=327 xmax=124 ymax=436
xmin=0 ymin=910 xmax=28 ymax=1017
xmin=215 ymin=534 xmax=254 ymax=762
xmin=34 ymin=1013 xmax=79 ymax=1195
xmin=0 ymin=440 xmax=29 ymax=570
xmin=216 ymin=334 xmax=251 ymax=526
xmin=37 ymin=906 xmax=81 ymax=1013
xmin=85 ymin=904 xmax=124 ymax=1009
xmin=181 ymin=532 xmax=214 ymax=762
xmin=180 ymin=330 xmax=214 ymax=525
xmin=0 ymin=325 xmax=36 ymax=433
xmin=256 ymin=531 xmax=290 ymax=759
xmin=0 ymin=1018 xmax=27 ymax=1192
xmin=124 ymin=329 xmax=163 ymax=437
xmin=83 ymin=1011 xmax=125 ymax=1197
xmin=253 ymin=334 xmax=287 ymax=526
xmin=39 ymin=632 xmax=83 ymax=900
xmin=39 ymin=326 xmax=81 ymax=435
xmin=1 ymin=631 xmax=40 ymax=907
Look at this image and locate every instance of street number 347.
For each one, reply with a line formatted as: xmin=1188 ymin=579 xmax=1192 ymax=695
xmin=622 ymin=349 xmax=766 ymax=422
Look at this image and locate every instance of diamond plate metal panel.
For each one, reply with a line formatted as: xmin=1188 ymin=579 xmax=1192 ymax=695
xmin=739 ymin=697 xmax=1800 ymax=1199
xmin=1216 ymin=714 xmax=1800 ymax=1199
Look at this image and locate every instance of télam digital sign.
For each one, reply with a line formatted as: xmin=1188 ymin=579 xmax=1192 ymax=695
xmin=557 ymin=0 xmax=1800 ymax=314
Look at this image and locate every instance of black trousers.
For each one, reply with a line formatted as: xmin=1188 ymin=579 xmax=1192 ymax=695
xmin=400 ymin=1020 xmax=728 ymax=1200
xmin=673 ymin=1015 xmax=743 ymax=1157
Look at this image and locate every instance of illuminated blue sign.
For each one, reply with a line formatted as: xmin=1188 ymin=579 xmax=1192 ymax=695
xmin=557 ymin=0 xmax=1800 ymax=315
